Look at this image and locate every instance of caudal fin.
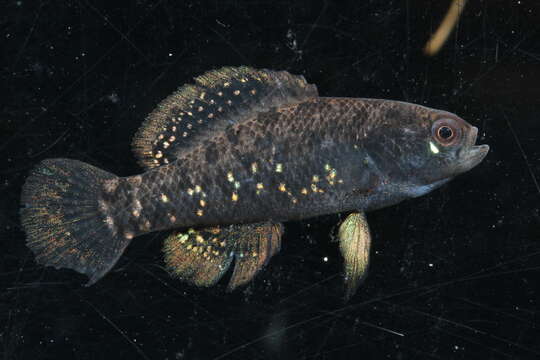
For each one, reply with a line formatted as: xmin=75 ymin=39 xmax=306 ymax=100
xmin=20 ymin=158 xmax=131 ymax=285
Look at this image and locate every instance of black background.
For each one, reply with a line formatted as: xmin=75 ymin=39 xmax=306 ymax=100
xmin=2 ymin=1 xmax=539 ymax=359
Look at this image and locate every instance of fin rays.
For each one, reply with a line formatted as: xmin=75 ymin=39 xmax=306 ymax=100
xmin=163 ymin=222 xmax=283 ymax=289
xmin=132 ymin=66 xmax=318 ymax=170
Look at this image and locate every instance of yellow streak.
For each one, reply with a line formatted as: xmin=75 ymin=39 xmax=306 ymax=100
xmin=424 ymin=0 xmax=467 ymax=56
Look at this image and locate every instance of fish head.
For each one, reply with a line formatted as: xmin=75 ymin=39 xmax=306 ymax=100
xmin=386 ymin=107 xmax=490 ymax=188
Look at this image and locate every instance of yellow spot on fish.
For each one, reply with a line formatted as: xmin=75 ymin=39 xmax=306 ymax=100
xmin=169 ymin=136 xmax=176 ymax=142
xmin=324 ymin=164 xmax=332 ymax=171
xmin=186 ymin=244 xmax=193 ymax=250
xmin=227 ymin=172 xmax=234 ymax=182
xmin=160 ymin=194 xmax=169 ymax=202
xmin=208 ymin=113 xmax=214 ymax=118
xmin=196 ymin=209 xmax=204 ymax=216
xmin=132 ymin=210 xmax=140 ymax=217
xmin=196 ymin=235 xmax=204 ymax=243
xmin=187 ymin=111 xmax=193 ymax=116
xmin=328 ymin=169 xmax=337 ymax=179
xmin=187 ymin=188 xmax=194 ymax=196
xmin=182 ymin=132 xmax=188 ymax=137
xmin=224 ymin=82 xmax=230 ymax=87
xmin=278 ymin=183 xmax=287 ymax=192
xmin=199 ymin=92 xmax=206 ymax=100
xmin=234 ymin=181 xmax=241 ymax=189
xmin=195 ymin=185 xmax=202 ymax=193
xmin=311 ymin=184 xmax=318 ymax=192
xmin=292 ymin=198 xmax=298 ymax=204
xmin=256 ymin=182 xmax=264 ymax=189
xmin=312 ymin=175 xmax=320 ymax=182
xmin=199 ymin=199 xmax=206 ymax=207
xmin=155 ymin=151 xmax=163 ymax=159
xmin=275 ymin=163 xmax=283 ymax=173
xmin=232 ymin=192 xmax=239 ymax=201
xmin=124 ymin=231 xmax=134 ymax=240
xmin=251 ymin=162 xmax=258 ymax=173
xmin=163 ymin=141 xmax=170 ymax=149
xmin=158 ymin=134 xmax=164 ymax=140
xmin=240 ymin=78 xmax=248 ymax=83
xmin=220 ymin=241 xmax=226 ymax=247
xmin=233 ymin=90 xmax=240 ymax=95
xmin=301 ymin=188 xmax=308 ymax=195
xmin=197 ymin=106 xmax=204 ymax=112
xmin=250 ymin=89 xmax=257 ymax=95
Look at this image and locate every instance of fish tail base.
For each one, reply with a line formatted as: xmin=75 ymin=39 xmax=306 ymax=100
xmin=20 ymin=158 xmax=130 ymax=285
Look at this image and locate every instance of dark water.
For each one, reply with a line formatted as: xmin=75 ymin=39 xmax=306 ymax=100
xmin=2 ymin=1 xmax=539 ymax=359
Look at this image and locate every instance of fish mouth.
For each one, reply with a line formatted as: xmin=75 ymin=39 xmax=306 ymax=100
xmin=458 ymin=126 xmax=489 ymax=171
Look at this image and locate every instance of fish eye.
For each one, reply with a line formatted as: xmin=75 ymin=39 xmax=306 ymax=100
xmin=438 ymin=126 xmax=453 ymax=140
xmin=432 ymin=119 xmax=461 ymax=146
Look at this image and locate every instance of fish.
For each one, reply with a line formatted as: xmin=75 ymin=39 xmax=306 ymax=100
xmin=20 ymin=66 xmax=489 ymax=299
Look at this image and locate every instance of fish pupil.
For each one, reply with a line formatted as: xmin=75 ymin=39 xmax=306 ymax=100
xmin=438 ymin=126 xmax=453 ymax=139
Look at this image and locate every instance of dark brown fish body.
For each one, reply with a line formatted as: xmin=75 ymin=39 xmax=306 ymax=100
xmin=21 ymin=67 xmax=488 ymax=292
xmin=107 ymin=98 xmax=452 ymax=237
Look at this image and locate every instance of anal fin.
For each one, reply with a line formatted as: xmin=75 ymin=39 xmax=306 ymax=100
xmin=163 ymin=222 xmax=283 ymax=289
xmin=227 ymin=222 xmax=282 ymax=291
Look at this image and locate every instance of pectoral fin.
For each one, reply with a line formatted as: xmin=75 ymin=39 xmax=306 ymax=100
xmin=162 ymin=222 xmax=283 ymax=289
xmin=338 ymin=212 xmax=371 ymax=301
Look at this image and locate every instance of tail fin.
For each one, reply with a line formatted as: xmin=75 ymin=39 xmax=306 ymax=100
xmin=20 ymin=158 xmax=130 ymax=285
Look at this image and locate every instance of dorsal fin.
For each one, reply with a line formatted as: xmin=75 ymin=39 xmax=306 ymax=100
xmin=132 ymin=66 xmax=318 ymax=169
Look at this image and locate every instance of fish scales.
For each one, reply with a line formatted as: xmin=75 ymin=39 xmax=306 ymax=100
xmin=20 ymin=66 xmax=489 ymax=292
xmin=104 ymin=98 xmax=417 ymax=237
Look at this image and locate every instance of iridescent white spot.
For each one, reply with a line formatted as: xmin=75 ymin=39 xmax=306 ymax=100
xmin=429 ymin=141 xmax=440 ymax=154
